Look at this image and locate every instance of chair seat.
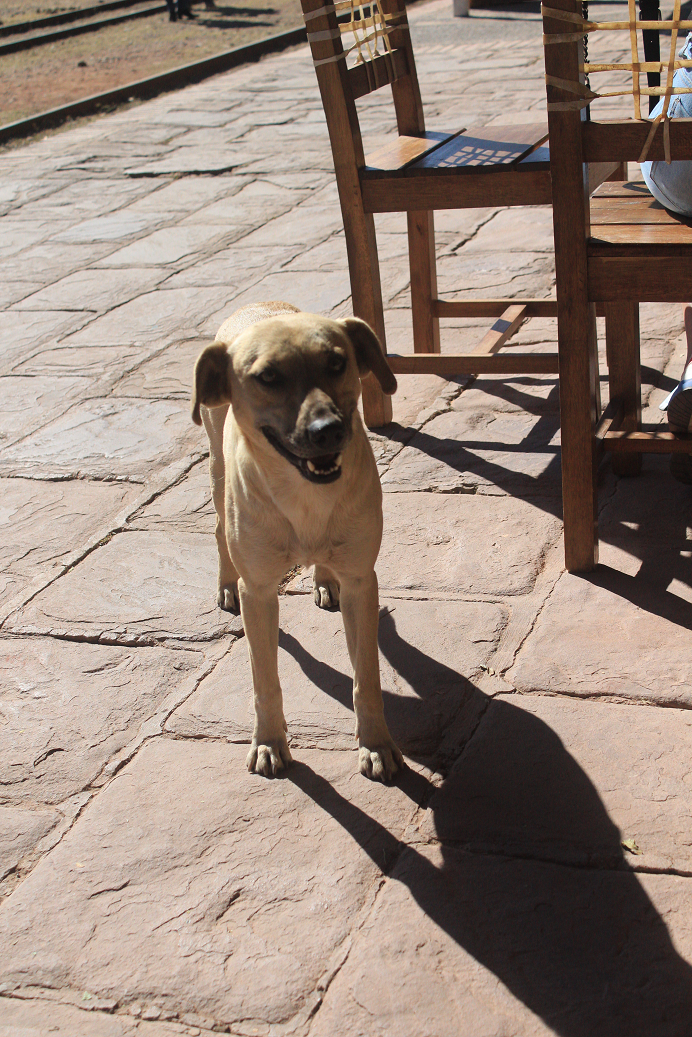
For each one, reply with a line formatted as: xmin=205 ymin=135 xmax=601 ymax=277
xmin=589 ymin=181 xmax=692 ymax=247
xmin=588 ymin=181 xmax=692 ymax=300
xmin=364 ymin=122 xmax=549 ymax=175
xmin=361 ymin=123 xmax=552 ymax=211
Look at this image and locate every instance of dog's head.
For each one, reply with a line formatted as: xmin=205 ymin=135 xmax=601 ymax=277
xmin=191 ymin=312 xmax=396 ymax=485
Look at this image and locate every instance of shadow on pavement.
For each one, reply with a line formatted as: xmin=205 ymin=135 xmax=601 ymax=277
xmin=285 ymin=606 xmax=692 ymax=1034
xmin=381 ymin=370 xmax=691 ymax=625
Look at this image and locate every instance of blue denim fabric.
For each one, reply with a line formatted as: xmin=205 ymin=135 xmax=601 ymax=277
xmin=640 ymin=32 xmax=692 ymax=216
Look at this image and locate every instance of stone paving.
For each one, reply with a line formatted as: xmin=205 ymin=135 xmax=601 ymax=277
xmin=1 ymin=1 xmax=692 ymax=1034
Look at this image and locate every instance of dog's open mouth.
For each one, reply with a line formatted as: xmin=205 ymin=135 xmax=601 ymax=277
xmin=261 ymin=427 xmax=343 ymax=483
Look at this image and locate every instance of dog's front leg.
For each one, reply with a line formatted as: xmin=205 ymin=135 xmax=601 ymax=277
xmin=339 ymin=570 xmax=404 ymax=782
xmin=239 ymin=578 xmax=293 ymax=777
xmin=202 ymin=403 xmax=239 ymax=612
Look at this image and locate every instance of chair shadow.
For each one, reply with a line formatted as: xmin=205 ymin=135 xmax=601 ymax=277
xmin=581 ymin=558 xmax=692 ymax=631
xmin=283 ymin=608 xmax=692 ymax=1034
xmin=582 ymin=454 xmax=692 ymax=630
xmin=381 ymin=365 xmax=691 ymax=628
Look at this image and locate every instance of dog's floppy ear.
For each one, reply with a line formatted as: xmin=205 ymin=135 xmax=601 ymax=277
xmin=191 ymin=342 xmax=233 ymax=425
xmin=339 ymin=317 xmax=397 ymax=395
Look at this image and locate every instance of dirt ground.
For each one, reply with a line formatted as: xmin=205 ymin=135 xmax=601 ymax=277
xmin=1 ymin=0 xmax=113 ymax=28
xmin=1 ymin=0 xmax=304 ymax=126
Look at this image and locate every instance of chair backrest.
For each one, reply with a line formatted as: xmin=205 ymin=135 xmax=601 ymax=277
xmin=543 ymin=0 xmax=692 ymax=171
xmin=300 ymin=0 xmax=426 ymax=178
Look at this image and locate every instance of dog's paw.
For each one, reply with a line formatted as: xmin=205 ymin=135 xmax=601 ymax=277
xmin=358 ymin=740 xmax=405 ymax=783
xmin=313 ymin=568 xmax=340 ymax=610
xmin=246 ymin=734 xmax=293 ymax=777
xmin=217 ymin=582 xmax=239 ymax=613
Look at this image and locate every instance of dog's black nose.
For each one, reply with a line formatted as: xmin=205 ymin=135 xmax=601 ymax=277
xmin=307 ymin=415 xmax=346 ymax=452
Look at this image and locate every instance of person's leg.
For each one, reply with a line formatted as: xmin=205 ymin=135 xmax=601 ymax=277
xmin=683 ymin=305 xmax=692 ymax=371
xmin=663 ymin=305 xmax=692 ymax=483
xmin=669 ymin=306 xmax=692 ymax=427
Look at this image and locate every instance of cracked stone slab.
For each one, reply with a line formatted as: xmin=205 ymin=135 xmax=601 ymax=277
xmin=167 ymin=595 xmax=498 ymax=760
xmin=639 ymin=301 xmax=690 ymax=345
xmin=129 ymin=461 xmax=213 ymax=533
xmin=111 ymin=338 xmax=207 ymax=401
xmin=19 ymin=177 xmax=160 ymax=219
xmin=404 ymin=252 xmax=554 ymax=303
xmin=0 ymin=637 xmax=212 ymax=805
xmin=61 ymin=287 xmax=235 ymax=348
xmin=509 ymin=564 xmax=692 ymax=706
xmin=310 ymin=843 xmax=692 ymax=1037
xmin=100 ymin=227 xmax=234 ymax=268
xmin=414 ymin=693 xmax=692 ymax=872
xmin=0 ymin=477 xmax=135 ymax=612
xmin=461 ymin=206 xmax=555 ymax=253
xmin=595 ymin=464 xmax=692 ymax=606
xmin=0 ymin=739 xmax=418 ymax=1030
xmin=0 ymin=311 xmax=90 ymax=374
xmin=178 ymin=177 xmax=309 ymax=227
xmin=53 ymin=212 xmax=165 ymax=245
xmin=376 ymin=206 xmax=498 ymax=242
xmin=599 ymin=458 xmax=692 ymax=544
xmin=388 ymin=373 xmax=456 ymax=428
xmin=3 ymin=529 xmax=242 ymax=646
xmin=377 ymin=492 xmax=562 ymax=597
xmin=0 ymin=807 xmax=59 ymax=882
xmin=0 ymin=221 xmax=56 ymax=258
xmin=0 ymin=374 xmax=92 ymax=450
xmin=13 ymin=344 xmax=151 ymax=383
xmin=0 ymin=397 xmax=203 ymax=481
xmin=4 ymin=242 xmax=118 ymax=285
xmin=162 ymin=244 xmax=302 ymax=289
xmin=117 ymin=174 xmax=242 ymax=216
xmin=11 ymin=267 xmax=170 ymax=314
xmin=125 ymin=146 xmax=255 ymax=177
xmin=0 ymin=178 xmax=74 ymax=212
xmin=0 ymin=997 xmax=199 ymax=1036
xmin=0 ymin=282 xmax=43 ymax=308
xmin=228 ymin=205 xmax=343 ymax=249
xmin=199 ymin=270 xmax=352 ymax=335
xmin=381 ymin=391 xmax=561 ymax=495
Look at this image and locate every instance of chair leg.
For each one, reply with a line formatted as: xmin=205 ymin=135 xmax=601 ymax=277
xmin=342 ymin=206 xmax=392 ymax=427
xmin=407 ymin=210 xmax=441 ymax=354
xmin=605 ymin=301 xmax=642 ymax=477
xmin=559 ymin=301 xmax=601 ymax=572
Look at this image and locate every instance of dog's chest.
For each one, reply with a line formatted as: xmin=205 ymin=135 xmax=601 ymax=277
xmin=277 ymin=493 xmax=345 ymax=565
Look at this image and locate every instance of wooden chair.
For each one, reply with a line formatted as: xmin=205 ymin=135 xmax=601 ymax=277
xmin=543 ymin=0 xmax=692 ymax=571
xmin=301 ymin=0 xmax=563 ymax=427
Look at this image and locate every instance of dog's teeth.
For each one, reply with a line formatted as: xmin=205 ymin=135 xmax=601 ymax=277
xmin=335 ymin=454 xmax=342 ymax=466
xmin=307 ymin=460 xmax=317 ymax=472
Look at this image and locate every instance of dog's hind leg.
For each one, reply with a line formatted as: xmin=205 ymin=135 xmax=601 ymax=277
xmin=313 ymin=565 xmax=340 ymax=610
xmin=239 ymin=577 xmax=293 ymax=776
xmin=202 ymin=403 xmax=239 ymax=613
xmin=339 ymin=569 xmax=404 ymax=783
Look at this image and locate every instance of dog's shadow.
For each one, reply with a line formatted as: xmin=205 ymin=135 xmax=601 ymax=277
xmin=279 ymin=605 xmax=481 ymax=762
xmin=280 ymin=607 xmax=692 ymax=1035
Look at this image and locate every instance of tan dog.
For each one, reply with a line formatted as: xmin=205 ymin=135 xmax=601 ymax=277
xmin=191 ymin=302 xmax=404 ymax=782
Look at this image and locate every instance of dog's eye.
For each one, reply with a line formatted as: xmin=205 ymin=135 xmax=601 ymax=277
xmin=254 ymin=368 xmax=280 ymax=387
xmin=327 ymin=354 xmax=347 ymax=375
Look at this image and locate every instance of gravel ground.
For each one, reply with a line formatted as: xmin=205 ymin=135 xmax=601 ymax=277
xmin=0 ymin=0 xmax=304 ymax=126
xmin=1 ymin=0 xmax=115 ymax=28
